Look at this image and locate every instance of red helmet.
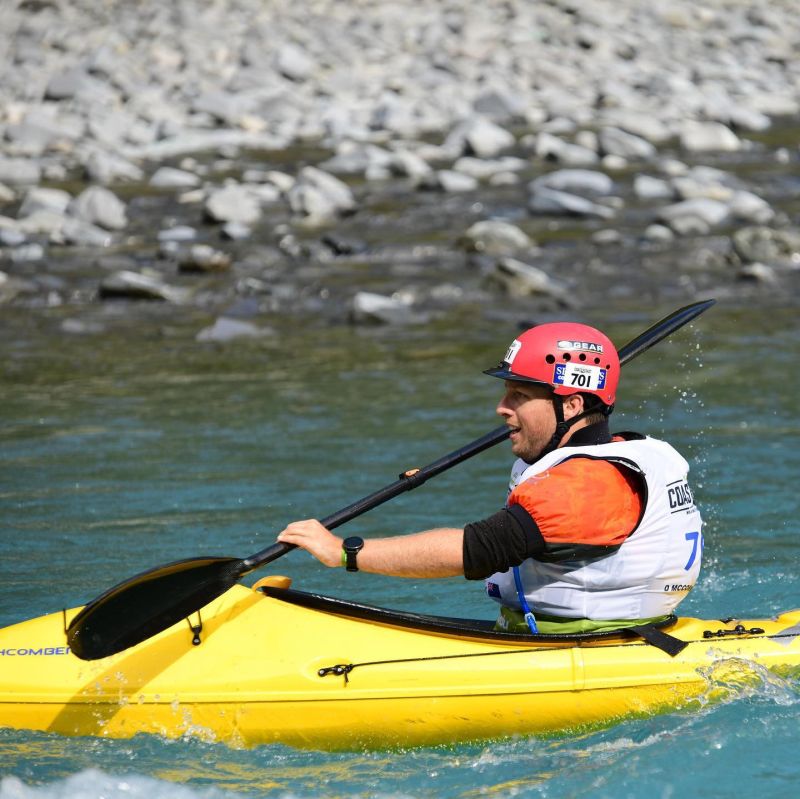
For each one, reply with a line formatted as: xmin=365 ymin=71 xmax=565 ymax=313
xmin=484 ymin=322 xmax=619 ymax=406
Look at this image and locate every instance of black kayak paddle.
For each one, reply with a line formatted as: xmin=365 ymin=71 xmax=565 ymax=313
xmin=66 ymin=298 xmax=715 ymax=660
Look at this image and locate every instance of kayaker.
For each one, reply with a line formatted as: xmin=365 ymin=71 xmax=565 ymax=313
xmin=277 ymin=322 xmax=703 ymax=635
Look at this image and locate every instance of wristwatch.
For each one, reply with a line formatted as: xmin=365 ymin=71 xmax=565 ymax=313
xmin=342 ymin=536 xmax=364 ymax=572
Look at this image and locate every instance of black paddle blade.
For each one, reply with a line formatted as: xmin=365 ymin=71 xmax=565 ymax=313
xmin=66 ymin=556 xmax=244 ymax=660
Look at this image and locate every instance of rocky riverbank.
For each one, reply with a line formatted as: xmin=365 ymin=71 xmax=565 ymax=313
xmin=2 ymin=0 xmax=800 ymax=343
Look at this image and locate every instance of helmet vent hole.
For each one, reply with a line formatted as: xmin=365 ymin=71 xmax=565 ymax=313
xmin=594 ymin=357 xmax=601 ymax=364
xmin=563 ymin=353 xmax=571 ymax=361
xmin=545 ymin=354 xmax=555 ymax=364
xmin=579 ymin=353 xmax=586 ymax=361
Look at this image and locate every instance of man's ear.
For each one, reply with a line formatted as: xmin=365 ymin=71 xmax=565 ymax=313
xmin=562 ymin=392 xmax=585 ymax=420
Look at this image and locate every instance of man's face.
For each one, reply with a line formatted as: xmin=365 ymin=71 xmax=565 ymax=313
xmin=495 ymin=381 xmax=558 ymax=462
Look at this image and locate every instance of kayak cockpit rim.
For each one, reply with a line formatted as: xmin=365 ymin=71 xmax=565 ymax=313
xmin=258 ymin=585 xmax=688 ymax=655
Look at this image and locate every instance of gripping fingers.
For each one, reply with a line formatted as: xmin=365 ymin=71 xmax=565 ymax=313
xmin=277 ymin=519 xmax=343 ymax=567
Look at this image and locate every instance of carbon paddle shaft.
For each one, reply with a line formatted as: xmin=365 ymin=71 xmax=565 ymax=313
xmin=241 ymin=423 xmax=511 ymax=572
xmin=241 ymin=297 xmax=716 ymax=573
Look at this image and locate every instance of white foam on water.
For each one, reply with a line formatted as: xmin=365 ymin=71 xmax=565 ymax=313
xmin=697 ymin=655 xmax=800 ymax=708
xmin=0 ymin=769 xmax=238 ymax=799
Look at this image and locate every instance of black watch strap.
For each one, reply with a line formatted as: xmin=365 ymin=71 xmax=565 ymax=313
xmin=342 ymin=536 xmax=364 ymax=572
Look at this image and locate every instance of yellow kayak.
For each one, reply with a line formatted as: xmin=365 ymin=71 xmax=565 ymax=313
xmin=1 ymin=577 xmax=799 ymax=750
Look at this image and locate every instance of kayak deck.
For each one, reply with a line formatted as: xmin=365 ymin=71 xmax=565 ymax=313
xmin=1 ymin=581 xmax=799 ymax=749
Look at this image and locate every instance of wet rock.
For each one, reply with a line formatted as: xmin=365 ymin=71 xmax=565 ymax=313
xmin=196 ymin=317 xmax=272 ymax=342
xmin=634 ymin=175 xmax=674 ymax=201
xmin=592 ymin=229 xmax=622 ymax=245
xmin=44 ymin=68 xmax=93 ymax=101
xmin=486 ymin=257 xmax=573 ymax=306
xmin=462 ymin=220 xmax=533 ymax=256
xmin=679 ymin=121 xmax=743 ymax=153
xmin=0 ymin=271 xmax=26 ymax=305
xmin=69 ymin=186 xmax=128 ymax=231
xmin=205 ymin=184 xmax=261 ymax=226
xmin=658 ymin=199 xmax=730 ymax=235
xmin=18 ymin=188 xmax=72 ymax=218
xmin=321 ymin=142 xmax=393 ymax=177
xmin=442 ymin=116 xmax=515 ymax=159
xmin=321 ymin=234 xmax=368 ymax=256
xmin=419 ymin=170 xmax=479 ymax=193
xmin=732 ymin=227 xmax=800 ymax=267
xmin=222 ymin=222 xmax=252 ymax=241
xmin=275 ymin=43 xmax=316 ymax=82
xmin=150 ymin=167 xmax=202 ymax=189
xmin=452 ymin=156 xmax=527 ymax=180
xmin=263 ymin=171 xmax=295 ymax=193
xmin=489 ymin=171 xmax=521 ymax=187
xmin=473 ymin=87 xmax=527 ymax=122
xmin=99 ymin=270 xmax=187 ymax=302
xmin=82 ymin=148 xmax=145 ymax=184
xmin=123 ymin=130 xmax=288 ymax=162
xmin=533 ymin=133 xmax=599 ymax=166
xmin=87 ymin=109 xmax=148 ymax=148
xmin=727 ymin=107 xmax=772 ymax=133
xmin=287 ymin=166 xmax=356 ymax=221
xmin=247 ymin=183 xmax=281 ymax=205
xmin=389 ymin=150 xmax=433 ymax=180
xmin=738 ymin=262 xmax=779 ymax=285
xmin=158 ymin=226 xmax=198 ymax=243
xmin=5 ymin=108 xmax=83 ymax=156
xmin=598 ymin=127 xmax=657 ymax=160
xmin=601 ymin=110 xmax=672 ymax=143
xmin=61 ymin=317 xmax=107 ymax=335
xmin=529 ymin=187 xmax=615 ymax=219
xmin=0 ymin=229 xmax=27 ymax=247
xmin=62 ymin=218 xmax=114 ymax=247
xmin=178 ymin=244 xmax=233 ymax=273
xmin=17 ymin=209 xmax=67 ymax=237
xmin=0 ymin=157 xmax=41 ymax=186
xmin=7 ymin=243 xmax=45 ymax=263
xmin=350 ymin=291 xmax=423 ymax=325
xmin=192 ymin=91 xmax=254 ymax=126
xmin=728 ymin=192 xmax=774 ymax=225
xmin=672 ymin=172 xmax=735 ymax=202
xmin=531 ymin=169 xmax=615 ymax=197
xmin=643 ymin=224 xmax=675 ymax=243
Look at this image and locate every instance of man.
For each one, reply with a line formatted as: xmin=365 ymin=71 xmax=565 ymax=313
xmin=277 ymin=322 xmax=703 ymax=634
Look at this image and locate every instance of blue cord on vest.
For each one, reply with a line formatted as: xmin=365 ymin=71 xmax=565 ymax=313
xmin=512 ymin=565 xmax=538 ymax=634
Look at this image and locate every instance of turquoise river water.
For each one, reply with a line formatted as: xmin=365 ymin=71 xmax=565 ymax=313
xmin=1 ymin=302 xmax=799 ymax=798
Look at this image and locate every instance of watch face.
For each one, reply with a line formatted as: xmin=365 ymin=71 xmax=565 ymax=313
xmin=343 ymin=536 xmax=364 ymax=551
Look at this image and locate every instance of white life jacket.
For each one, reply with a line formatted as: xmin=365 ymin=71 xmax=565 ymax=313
xmin=485 ymin=435 xmax=703 ymax=620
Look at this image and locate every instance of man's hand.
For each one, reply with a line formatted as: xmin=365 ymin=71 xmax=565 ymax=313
xmin=277 ymin=519 xmax=343 ymax=567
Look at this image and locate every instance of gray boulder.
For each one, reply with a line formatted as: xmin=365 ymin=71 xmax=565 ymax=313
xmin=679 ymin=121 xmax=743 ymax=153
xmin=598 ymin=127 xmax=657 ymax=160
xmin=531 ymin=169 xmax=615 ymax=197
xmin=70 ymin=187 xmax=128 ymax=230
xmin=287 ymin=166 xmax=357 ymax=220
xmin=99 ymin=270 xmax=187 ymax=302
xmin=462 ymin=220 xmax=533 ymax=256
xmin=529 ymin=187 xmax=615 ymax=219
xmin=205 ymin=184 xmax=262 ymax=225
xmin=196 ymin=317 xmax=272 ymax=342
xmin=486 ymin=257 xmax=574 ymax=306
xmin=0 ymin=157 xmax=41 ymax=186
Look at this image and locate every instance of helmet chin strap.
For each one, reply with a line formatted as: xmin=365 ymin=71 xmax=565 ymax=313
xmin=532 ymin=395 xmax=613 ymax=462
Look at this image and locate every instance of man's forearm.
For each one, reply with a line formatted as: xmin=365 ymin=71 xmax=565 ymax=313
xmin=357 ymin=528 xmax=465 ymax=577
